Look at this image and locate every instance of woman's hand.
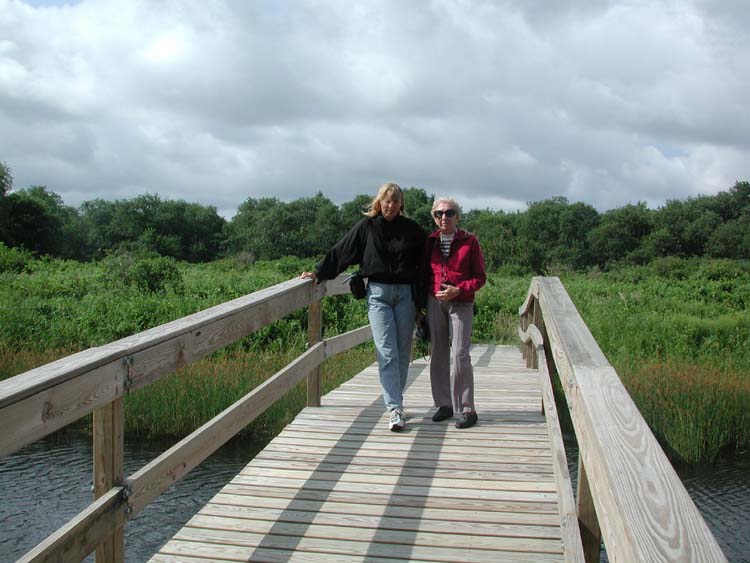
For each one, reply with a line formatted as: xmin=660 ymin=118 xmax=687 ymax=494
xmin=436 ymin=283 xmax=459 ymax=301
xmin=300 ymin=271 xmax=317 ymax=281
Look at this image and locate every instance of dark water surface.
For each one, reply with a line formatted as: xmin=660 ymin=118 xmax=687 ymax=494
xmin=1 ymin=429 xmax=748 ymax=562
xmin=0 ymin=428 xmax=264 ymax=562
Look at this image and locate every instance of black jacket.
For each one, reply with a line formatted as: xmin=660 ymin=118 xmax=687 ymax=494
xmin=315 ymin=215 xmax=427 ymax=285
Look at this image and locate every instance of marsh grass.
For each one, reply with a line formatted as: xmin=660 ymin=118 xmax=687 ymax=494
xmin=124 ymin=343 xmax=375 ymax=440
xmin=620 ymin=360 xmax=750 ymax=463
xmin=0 ymin=347 xmax=78 ymax=380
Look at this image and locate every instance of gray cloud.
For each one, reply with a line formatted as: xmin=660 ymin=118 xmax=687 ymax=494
xmin=1 ymin=0 xmax=747 ymax=218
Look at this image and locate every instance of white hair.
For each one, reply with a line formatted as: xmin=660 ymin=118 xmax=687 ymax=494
xmin=431 ymin=196 xmax=461 ymax=217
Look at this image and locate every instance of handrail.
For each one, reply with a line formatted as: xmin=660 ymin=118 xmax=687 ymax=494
xmin=0 ymin=276 xmax=337 ymax=458
xmin=519 ymin=276 xmax=727 ymax=562
xmin=2 ymin=273 xmax=364 ymax=563
xmin=518 ymin=323 xmax=585 ymax=562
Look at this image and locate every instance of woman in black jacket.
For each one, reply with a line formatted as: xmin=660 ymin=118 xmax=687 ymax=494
xmin=301 ymin=183 xmax=426 ymax=431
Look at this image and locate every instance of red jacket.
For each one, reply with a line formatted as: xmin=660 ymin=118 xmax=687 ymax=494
xmin=426 ymin=228 xmax=486 ymax=302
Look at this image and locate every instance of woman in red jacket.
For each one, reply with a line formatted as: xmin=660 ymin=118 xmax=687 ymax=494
xmin=425 ymin=197 xmax=486 ymax=429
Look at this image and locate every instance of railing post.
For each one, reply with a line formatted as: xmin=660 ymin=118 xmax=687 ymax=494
xmin=306 ymin=299 xmax=322 ymax=407
xmin=530 ymin=298 xmax=542 ymax=367
xmin=520 ymin=311 xmax=529 ymax=363
xmin=577 ymin=456 xmax=602 ymax=562
xmin=93 ymin=398 xmax=125 ymax=563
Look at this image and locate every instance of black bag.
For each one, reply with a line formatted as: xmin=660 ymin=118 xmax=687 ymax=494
xmin=348 ymin=272 xmax=367 ymax=300
xmin=415 ymin=314 xmax=430 ymax=342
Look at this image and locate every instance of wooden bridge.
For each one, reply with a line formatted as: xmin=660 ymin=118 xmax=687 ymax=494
xmin=0 ymin=275 xmax=727 ymax=562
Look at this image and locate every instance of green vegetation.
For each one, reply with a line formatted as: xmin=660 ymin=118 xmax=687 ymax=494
xmin=2 ymin=157 xmax=749 ymax=464
xmin=2 ymin=250 xmax=748 ymax=462
xmin=560 ymin=259 xmax=750 ymax=463
xmin=1 ymin=159 xmax=749 ymax=271
xmin=0 ymin=251 xmax=376 ymax=443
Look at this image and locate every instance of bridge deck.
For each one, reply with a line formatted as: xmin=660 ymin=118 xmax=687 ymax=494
xmin=149 ymin=344 xmax=566 ymax=562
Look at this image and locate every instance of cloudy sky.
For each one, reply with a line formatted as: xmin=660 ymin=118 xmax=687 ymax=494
xmin=1 ymin=0 xmax=748 ymax=218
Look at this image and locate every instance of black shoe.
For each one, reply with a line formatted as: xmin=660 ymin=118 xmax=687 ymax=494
xmin=431 ymin=406 xmax=454 ymax=422
xmin=455 ymin=412 xmax=478 ymax=429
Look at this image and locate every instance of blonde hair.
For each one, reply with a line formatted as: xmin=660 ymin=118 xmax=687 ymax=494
xmin=431 ymin=196 xmax=461 ymax=218
xmin=365 ymin=182 xmax=405 ymax=217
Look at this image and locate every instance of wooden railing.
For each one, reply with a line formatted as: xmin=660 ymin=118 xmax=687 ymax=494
xmin=0 ymin=273 xmax=370 ymax=563
xmin=518 ymin=276 xmax=727 ymax=562
xmin=3 ymin=274 xmax=729 ymax=563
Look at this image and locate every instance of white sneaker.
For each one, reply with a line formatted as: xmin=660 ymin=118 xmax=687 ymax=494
xmin=389 ymin=408 xmax=405 ymax=432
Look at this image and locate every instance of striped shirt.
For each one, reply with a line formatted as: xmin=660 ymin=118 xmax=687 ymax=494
xmin=440 ymin=233 xmax=454 ymax=258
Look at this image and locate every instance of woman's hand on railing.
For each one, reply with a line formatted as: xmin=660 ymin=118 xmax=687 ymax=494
xmin=300 ymin=271 xmax=317 ymax=281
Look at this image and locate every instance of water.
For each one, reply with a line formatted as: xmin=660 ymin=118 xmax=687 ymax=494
xmin=0 ymin=428 xmax=263 ymax=562
xmin=1 ymin=429 xmax=748 ymax=562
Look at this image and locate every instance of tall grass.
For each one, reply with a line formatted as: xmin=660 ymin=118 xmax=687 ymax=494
xmin=623 ymin=361 xmax=750 ymax=463
xmin=125 ymin=343 xmax=375 ymax=440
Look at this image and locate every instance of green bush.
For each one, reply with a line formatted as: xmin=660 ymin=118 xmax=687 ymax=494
xmin=649 ymin=256 xmax=690 ymax=279
xmin=102 ymin=252 xmax=185 ymax=294
xmin=0 ymin=242 xmax=33 ymax=273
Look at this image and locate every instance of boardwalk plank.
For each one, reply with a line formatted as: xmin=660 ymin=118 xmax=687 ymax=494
xmin=206 ymin=494 xmax=562 ymax=526
xmin=148 ymin=345 xmax=568 ymax=563
xmin=181 ymin=515 xmax=564 ymax=552
xmin=197 ymin=503 xmax=561 ymax=538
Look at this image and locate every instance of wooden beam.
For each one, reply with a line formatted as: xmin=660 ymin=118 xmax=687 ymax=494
xmin=0 ymin=361 xmax=126 ymax=460
xmin=125 ymin=343 xmax=325 ymax=517
xmin=519 ymin=322 xmax=586 ymax=561
xmin=577 ymin=456 xmax=601 ymax=562
xmin=306 ymin=300 xmax=322 ymax=407
xmin=0 ymin=276 xmax=341 ymax=459
xmin=323 ymin=325 xmax=373 ymax=359
xmin=93 ymin=398 xmax=125 ymax=563
xmin=534 ymin=276 xmax=726 ymax=562
xmin=16 ymin=488 xmax=128 ymax=563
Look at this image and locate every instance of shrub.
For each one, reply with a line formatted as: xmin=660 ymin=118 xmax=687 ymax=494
xmin=0 ymin=242 xmax=33 ymax=273
xmin=102 ymin=252 xmax=185 ymax=294
xmin=649 ymin=256 xmax=690 ymax=279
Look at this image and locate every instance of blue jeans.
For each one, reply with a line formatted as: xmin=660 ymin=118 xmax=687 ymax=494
xmin=367 ymin=282 xmax=416 ymax=411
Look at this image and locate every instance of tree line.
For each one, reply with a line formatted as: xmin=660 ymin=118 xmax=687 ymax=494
xmin=1 ymin=162 xmax=748 ymax=271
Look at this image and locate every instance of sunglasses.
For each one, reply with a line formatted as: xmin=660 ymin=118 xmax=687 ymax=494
xmin=433 ymin=209 xmax=457 ymax=219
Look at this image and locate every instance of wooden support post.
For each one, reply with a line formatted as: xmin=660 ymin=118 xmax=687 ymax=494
xmin=531 ymin=297 xmax=543 ymax=396
xmin=532 ymin=297 xmax=542 ymax=330
xmin=577 ymin=456 xmax=602 ymax=563
xmin=520 ymin=312 xmax=529 ymax=362
xmin=306 ymin=299 xmax=322 ymax=407
xmin=93 ymin=398 xmax=125 ymax=563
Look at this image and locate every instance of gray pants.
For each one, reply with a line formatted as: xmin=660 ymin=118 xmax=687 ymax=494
xmin=428 ymin=296 xmax=475 ymax=413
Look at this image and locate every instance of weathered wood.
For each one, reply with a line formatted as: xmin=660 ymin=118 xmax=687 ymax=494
xmin=0 ymin=275 xmax=356 ymax=460
xmin=16 ymin=488 xmax=128 ymax=563
xmin=577 ymin=456 xmax=601 ymax=562
xmin=93 ymin=398 xmax=125 ymax=563
xmin=0 ymin=279 xmax=317 ymax=459
xmin=306 ymin=299 xmax=323 ymax=407
xmin=207 ymin=493 xmax=561 ymax=526
xmin=323 ymin=325 xmax=373 ymax=358
xmin=125 ymin=342 xmax=325 ymax=516
xmin=533 ymin=276 xmax=726 ymax=562
xmin=0 ymin=361 xmax=126 ymax=460
xmin=0 ymin=278 xmax=319 ymax=405
xmin=7 ymin=273 xmax=360 ymax=563
xmin=518 ymin=325 xmax=585 ymax=562
xmin=148 ymin=346 xmax=568 ymax=563
xmin=321 ymin=273 xmax=352 ymax=297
